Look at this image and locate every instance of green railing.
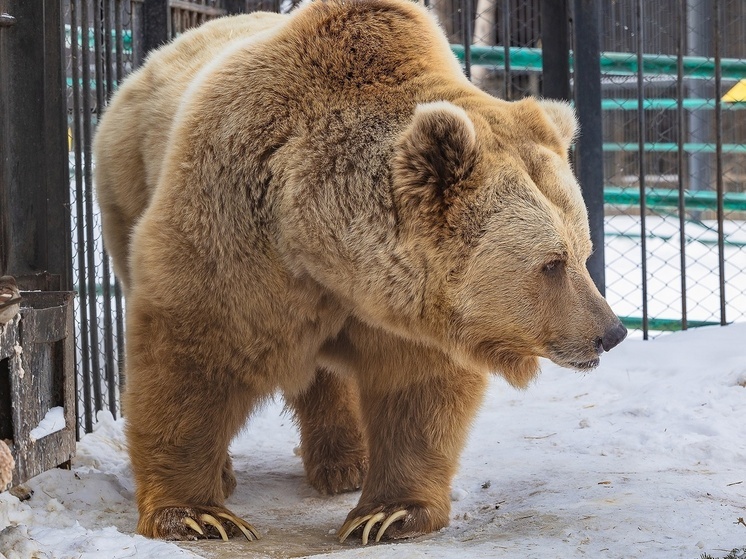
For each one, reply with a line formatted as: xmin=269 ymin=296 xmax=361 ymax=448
xmin=451 ymin=44 xmax=746 ymax=81
xmin=603 ymin=142 xmax=746 ymax=154
xmin=619 ymin=317 xmax=722 ymax=331
xmin=601 ymin=98 xmax=746 ymax=110
xmin=604 ymin=187 xmax=746 ymax=213
xmin=65 ymin=25 xmax=133 ymax=53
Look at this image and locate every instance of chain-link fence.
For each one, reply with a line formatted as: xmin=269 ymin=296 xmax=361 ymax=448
xmin=65 ymin=0 xmax=136 ymax=434
xmin=62 ymin=0 xmax=746 ymax=434
xmin=600 ymin=0 xmax=746 ymax=338
xmin=429 ymin=0 xmax=746 ymax=339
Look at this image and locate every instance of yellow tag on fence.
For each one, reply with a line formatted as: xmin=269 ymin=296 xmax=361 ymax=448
xmin=723 ymin=79 xmax=746 ymax=103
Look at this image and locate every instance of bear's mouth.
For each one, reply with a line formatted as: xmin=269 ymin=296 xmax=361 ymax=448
xmin=567 ymin=358 xmax=600 ymax=371
xmin=547 ymin=345 xmax=601 ymax=371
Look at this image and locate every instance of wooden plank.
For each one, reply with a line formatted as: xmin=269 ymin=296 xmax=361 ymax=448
xmin=169 ymin=0 xmax=226 ymax=17
xmin=0 ymin=291 xmax=76 ymax=486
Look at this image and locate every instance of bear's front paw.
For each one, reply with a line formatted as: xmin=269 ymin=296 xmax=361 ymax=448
xmin=139 ymin=506 xmax=260 ymax=542
xmin=338 ymin=502 xmax=445 ymax=545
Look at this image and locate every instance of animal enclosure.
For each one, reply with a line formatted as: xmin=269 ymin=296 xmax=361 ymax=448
xmin=0 ymin=0 xmax=743 ymax=440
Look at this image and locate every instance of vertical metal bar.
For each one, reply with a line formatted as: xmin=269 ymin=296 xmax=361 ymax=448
xmin=502 ymin=0 xmax=511 ymax=99
xmin=113 ymin=0 xmax=125 ymax=414
xmin=676 ymin=0 xmax=687 ymax=330
xmin=71 ymin=0 xmax=94 ymax=434
xmin=635 ymin=0 xmax=649 ymax=339
xmin=114 ymin=0 xmax=123 ymax=83
xmin=115 ymin=278 xmax=125 ymax=400
xmin=96 ymin=0 xmax=117 ymax=417
xmin=103 ymin=0 xmax=113 ymax=96
xmin=144 ymin=0 xmax=169 ymax=55
xmin=572 ymin=0 xmax=605 ymax=295
xmin=82 ymin=0 xmax=104 ymax=414
xmin=540 ymin=0 xmax=570 ymax=101
xmin=224 ymin=0 xmax=245 ymax=14
xmin=462 ymin=0 xmax=473 ymax=79
xmin=713 ymin=0 xmax=726 ymax=325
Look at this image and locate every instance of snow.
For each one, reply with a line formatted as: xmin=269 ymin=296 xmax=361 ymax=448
xmin=2 ymin=324 xmax=745 ymax=559
xmin=28 ymin=407 xmax=66 ymax=443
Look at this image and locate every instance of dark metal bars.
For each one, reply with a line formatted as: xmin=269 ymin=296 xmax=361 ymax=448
xmin=676 ymin=0 xmax=688 ymax=330
xmin=502 ymin=0 xmax=511 ymax=100
xmin=635 ymin=0 xmax=649 ymax=339
xmin=572 ymin=0 xmax=606 ymax=295
xmin=714 ymin=0 xmax=726 ymax=325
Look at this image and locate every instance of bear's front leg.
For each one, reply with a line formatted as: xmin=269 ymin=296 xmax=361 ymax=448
xmin=339 ymin=335 xmax=488 ymax=545
xmin=285 ymin=368 xmax=368 ymax=495
xmin=124 ymin=341 xmax=260 ymax=542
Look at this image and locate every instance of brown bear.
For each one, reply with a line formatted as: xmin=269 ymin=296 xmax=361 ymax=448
xmin=93 ymin=0 xmax=627 ymax=545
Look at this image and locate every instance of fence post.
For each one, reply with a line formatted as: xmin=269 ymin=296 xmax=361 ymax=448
xmin=540 ymin=0 xmax=570 ymax=101
xmin=224 ymin=0 xmax=246 ymax=15
xmin=144 ymin=0 xmax=170 ymax=55
xmin=572 ymin=0 xmax=605 ymax=295
xmin=0 ymin=0 xmax=71 ymax=289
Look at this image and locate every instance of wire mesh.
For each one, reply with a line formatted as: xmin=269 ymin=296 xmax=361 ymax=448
xmin=64 ymin=0 xmax=252 ymax=436
xmin=66 ymin=0 xmax=139 ymax=436
xmin=601 ymin=0 xmax=746 ymax=338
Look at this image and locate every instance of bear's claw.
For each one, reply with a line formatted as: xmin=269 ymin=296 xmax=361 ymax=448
xmin=183 ymin=517 xmax=204 ymax=536
xmin=182 ymin=512 xmax=260 ymax=542
xmin=201 ymin=514 xmax=229 ymax=541
xmin=217 ymin=512 xmax=261 ymax=541
xmin=338 ymin=509 xmax=408 ymax=544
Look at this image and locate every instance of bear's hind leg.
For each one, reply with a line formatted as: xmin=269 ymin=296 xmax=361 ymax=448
xmin=285 ymin=368 xmax=368 ymax=495
xmin=125 ymin=358 xmax=260 ymax=542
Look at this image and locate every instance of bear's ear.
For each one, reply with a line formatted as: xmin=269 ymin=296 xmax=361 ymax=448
xmin=393 ymin=102 xmax=479 ymax=221
xmin=537 ymin=99 xmax=578 ymax=149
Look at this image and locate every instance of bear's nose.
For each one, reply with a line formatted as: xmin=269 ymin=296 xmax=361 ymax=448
xmin=596 ymin=321 xmax=627 ymax=354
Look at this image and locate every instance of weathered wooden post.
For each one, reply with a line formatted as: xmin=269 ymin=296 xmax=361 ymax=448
xmin=0 ymin=0 xmax=77 ymax=486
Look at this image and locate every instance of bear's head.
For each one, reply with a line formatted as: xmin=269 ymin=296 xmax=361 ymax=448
xmin=393 ymin=97 xmax=626 ymax=388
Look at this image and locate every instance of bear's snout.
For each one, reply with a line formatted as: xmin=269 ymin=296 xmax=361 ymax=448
xmin=596 ymin=321 xmax=627 ymax=354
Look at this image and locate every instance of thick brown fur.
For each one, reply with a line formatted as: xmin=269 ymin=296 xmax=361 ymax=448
xmin=94 ymin=0 xmax=625 ymax=543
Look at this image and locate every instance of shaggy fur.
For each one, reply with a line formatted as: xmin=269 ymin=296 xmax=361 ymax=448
xmin=94 ymin=0 xmax=626 ymax=543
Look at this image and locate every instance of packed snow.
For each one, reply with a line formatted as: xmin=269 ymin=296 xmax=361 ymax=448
xmin=1 ymin=323 xmax=745 ymax=559
xmin=28 ymin=408 xmax=66 ymax=444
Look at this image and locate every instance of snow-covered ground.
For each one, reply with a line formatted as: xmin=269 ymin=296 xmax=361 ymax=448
xmin=2 ymin=323 xmax=745 ymax=559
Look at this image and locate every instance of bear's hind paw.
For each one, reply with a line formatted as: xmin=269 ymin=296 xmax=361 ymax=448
xmin=338 ymin=509 xmax=409 ymax=545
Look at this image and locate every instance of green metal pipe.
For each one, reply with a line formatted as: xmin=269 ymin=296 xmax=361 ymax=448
xmin=601 ymin=98 xmax=746 ymax=110
xmin=604 ymin=186 xmax=746 ymax=212
xmin=602 ymin=142 xmax=746 ymax=154
xmin=619 ymin=316 xmax=722 ymax=331
xmin=451 ymin=44 xmax=746 ymax=81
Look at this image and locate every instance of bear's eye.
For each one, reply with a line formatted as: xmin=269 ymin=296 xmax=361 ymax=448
xmin=542 ymin=259 xmax=565 ymax=274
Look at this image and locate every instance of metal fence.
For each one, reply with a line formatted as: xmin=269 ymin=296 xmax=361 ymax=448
xmin=66 ymin=0 xmax=134 ymax=434
xmin=64 ymin=0 xmax=239 ymax=434
xmin=59 ymin=0 xmax=745 ymax=434
xmin=599 ymin=0 xmax=746 ymax=338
